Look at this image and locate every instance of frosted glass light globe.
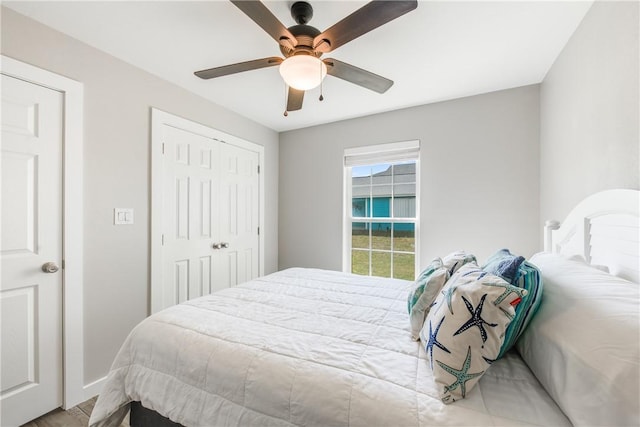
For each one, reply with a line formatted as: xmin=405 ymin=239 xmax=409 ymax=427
xmin=279 ymin=55 xmax=327 ymax=91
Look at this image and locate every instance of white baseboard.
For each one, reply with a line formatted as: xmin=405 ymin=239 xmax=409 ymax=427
xmin=83 ymin=376 xmax=107 ymax=401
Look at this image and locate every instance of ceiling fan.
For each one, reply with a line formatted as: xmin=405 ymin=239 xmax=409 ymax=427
xmin=194 ymin=0 xmax=418 ymax=115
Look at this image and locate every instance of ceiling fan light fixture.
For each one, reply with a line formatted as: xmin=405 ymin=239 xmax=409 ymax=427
xmin=279 ymin=55 xmax=327 ymax=91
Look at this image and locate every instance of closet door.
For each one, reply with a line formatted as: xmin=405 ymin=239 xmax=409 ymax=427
xmin=215 ymin=143 xmax=260 ymax=289
xmin=162 ymin=126 xmax=220 ymax=304
xmin=159 ymin=125 xmax=260 ymax=310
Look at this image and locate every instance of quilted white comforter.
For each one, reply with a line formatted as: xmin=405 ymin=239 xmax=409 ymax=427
xmin=90 ymin=268 xmax=569 ymax=427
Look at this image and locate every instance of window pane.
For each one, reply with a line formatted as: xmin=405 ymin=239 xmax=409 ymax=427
xmin=352 ymin=165 xmax=373 ymax=180
xmin=393 ymin=253 xmax=415 ymax=280
xmin=352 ymin=175 xmax=368 ymax=187
xmin=393 ymin=183 xmax=416 ymax=198
xmin=352 ymin=184 xmax=370 ymax=197
xmin=352 ymin=198 xmax=368 ymax=217
xmin=393 ymin=182 xmax=416 ymax=197
xmin=372 ymin=193 xmax=391 ymax=217
xmin=371 ymin=222 xmax=391 ymax=250
xmin=394 ymin=223 xmax=415 ymax=252
xmin=352 ymin=223 xmax=369 ymax=249
xmin=351 ymin=250 xmax=369 ymax=275
xmin=393 ymin=196 xmax=416 ymax=218
xmin=371 ymin=167 xmax=392 ymax=185
xmin=372 ymin=251 xmax=391 ymax=278
xmin=392 ymin=163 xmax=416 ymax=183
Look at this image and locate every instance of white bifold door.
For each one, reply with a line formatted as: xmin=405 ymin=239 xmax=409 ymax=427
xmin=1 ymin=75 xmax=64 ymax=425
xmin=157 ymin=125 xmax=259 ymax=311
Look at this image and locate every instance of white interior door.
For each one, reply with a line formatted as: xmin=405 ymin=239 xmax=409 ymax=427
xmin=1 ymin=75 xmax=63 ymax=426
xmin=162 ymin=126 xmax=221 ymax=305
xmin=217 ymin=143 xmax=260 ymax=287
xmin=158 ymin=124 xmax=260 ymax=311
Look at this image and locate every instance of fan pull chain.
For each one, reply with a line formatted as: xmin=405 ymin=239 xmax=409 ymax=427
xmin=284 ymin=83 xmax=288 ymax=116
xmin=319 ymin=61 xmax=324 ymax=101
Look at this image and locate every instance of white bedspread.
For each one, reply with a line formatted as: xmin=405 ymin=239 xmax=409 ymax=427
xmin=90 ymin=268 xmax=570 ymax=427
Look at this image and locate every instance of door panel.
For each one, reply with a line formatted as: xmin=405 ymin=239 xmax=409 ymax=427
xmin=1 ymin=75 xmax=63 ymax=426
xmin=199 ymin=255 xmax=212 ymax=295
xmin=199 ymin=180 xmax=212 ymax=239
xmin=1 ymin=286 xmax=36 ymax=392
xmin=1 ymin=152 xmax=37 ymax=254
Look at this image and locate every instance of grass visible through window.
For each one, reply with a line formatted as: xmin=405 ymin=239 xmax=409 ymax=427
xmin=351 ymin=235 xmax=415 ymax=280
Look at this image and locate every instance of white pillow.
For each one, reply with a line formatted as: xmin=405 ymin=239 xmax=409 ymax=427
xmin=518 ymin=252 xmax=640 ymax=426
xmin=561 ymin=253 xmax=610 ymax=273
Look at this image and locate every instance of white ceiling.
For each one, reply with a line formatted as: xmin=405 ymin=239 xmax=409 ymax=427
xmin=5 ymin=1 xmax=593 ymax=132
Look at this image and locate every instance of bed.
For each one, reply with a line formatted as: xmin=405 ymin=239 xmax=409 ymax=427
xmin=90 ymin=189 xmax=639 ymax=427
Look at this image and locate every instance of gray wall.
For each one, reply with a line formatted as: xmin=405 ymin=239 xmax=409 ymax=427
xmin=279 ymin=85 xmax=540 ymax=271
xmin=540 ymin=1 xmax=639 ymax=223
xmin=1 ymin=7 xmax=279 ymax=385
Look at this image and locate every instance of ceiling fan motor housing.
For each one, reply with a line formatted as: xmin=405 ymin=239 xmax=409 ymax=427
xmin=280 ymin=24 xmax=322 ymax=58
xmin=279 ymin=1 xmax=323 ymax=58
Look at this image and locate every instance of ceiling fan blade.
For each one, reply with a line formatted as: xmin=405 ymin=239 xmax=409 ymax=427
xmin=314 ymin=1 xmax=417 ymax=53
xmin=287 ymin=87 xmax=305 ymax=112
xmin=231 ymin=1 xmax=298 ymax=49
xmin=194 ymin=57 xmax=283 ymax=79
xmin=324 ymin=58 xmax=393 ymax=94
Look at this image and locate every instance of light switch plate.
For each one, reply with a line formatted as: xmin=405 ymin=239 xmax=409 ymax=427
xmin=114 ymin=208 xmax=134 ymax=225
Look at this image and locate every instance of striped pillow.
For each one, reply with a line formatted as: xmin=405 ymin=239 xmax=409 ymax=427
xmin=496 ymin=261 xmax=543 ymax=358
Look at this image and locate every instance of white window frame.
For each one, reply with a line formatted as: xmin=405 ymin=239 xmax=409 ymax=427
xmin=342 ymin=140 xmax=420 ymax=279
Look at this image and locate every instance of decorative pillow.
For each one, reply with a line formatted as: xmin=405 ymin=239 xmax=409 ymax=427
xmin=481 ymin=249 xmax=525 ymax=285
xmin=407 ymin=258 xmax=449 ymax=340
xmin=517 ymin=252 xmax=640 ymax=427
xmin=495 ymin=260 xmax=542 ymax=358
xmin=420 ymin=263 xmax=525 ymax=404
xmin=442 ymin=250 xmax=477 ymax=276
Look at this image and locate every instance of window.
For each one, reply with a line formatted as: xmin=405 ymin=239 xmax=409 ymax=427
xmin=344 ymin=141 xmax=419 ymax=280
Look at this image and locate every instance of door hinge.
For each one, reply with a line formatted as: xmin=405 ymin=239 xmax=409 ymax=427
xmin=162 ymin=143 xmax=165 ymax=154
xmin=257 ymin=165 xmax=260 ymax=174
xmin=62 ymin=259 xmax=65 ymax=270
xmin=257 ymin=226 xmax=260 ymax=236
xmin=162 ymin=234 xmax=165 ymax=245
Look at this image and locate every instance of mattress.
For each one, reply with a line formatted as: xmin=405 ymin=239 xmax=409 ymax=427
xmin=89 ymin=268 xmax=570 ymax=427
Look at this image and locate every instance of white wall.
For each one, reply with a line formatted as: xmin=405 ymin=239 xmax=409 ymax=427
xmin=1 ymin=7 xmax=279 ymax=386
xmin=279 ymin=85 xmax=540 ymax=271
xmin=540 ymin=1 xmax=639 ymax=224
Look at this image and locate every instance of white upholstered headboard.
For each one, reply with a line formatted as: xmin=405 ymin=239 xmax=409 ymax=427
xmin=544 ymin=189 xmax=640 ymax=283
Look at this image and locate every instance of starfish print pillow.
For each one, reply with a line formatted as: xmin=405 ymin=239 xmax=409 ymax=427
xmin=419 ymin=262 xmax=527 ymax=404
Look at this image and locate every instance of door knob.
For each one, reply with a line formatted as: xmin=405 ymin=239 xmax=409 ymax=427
xmin=42 ymin=262 xmax=60 ymax=273
xmin=221 ymin=242 xmax=229 ymax=248
xmin=212 ymin=243 xmax=222 ymax=250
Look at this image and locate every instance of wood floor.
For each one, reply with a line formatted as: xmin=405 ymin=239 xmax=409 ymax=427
xmin=20 ymin=397 xmax=130 ymax=427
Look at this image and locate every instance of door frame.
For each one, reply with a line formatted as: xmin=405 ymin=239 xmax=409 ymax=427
xmin=0 ymin=55 xmax=84 ymax=409
xmin=150 ymin=108 xmax=265 ymax=314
